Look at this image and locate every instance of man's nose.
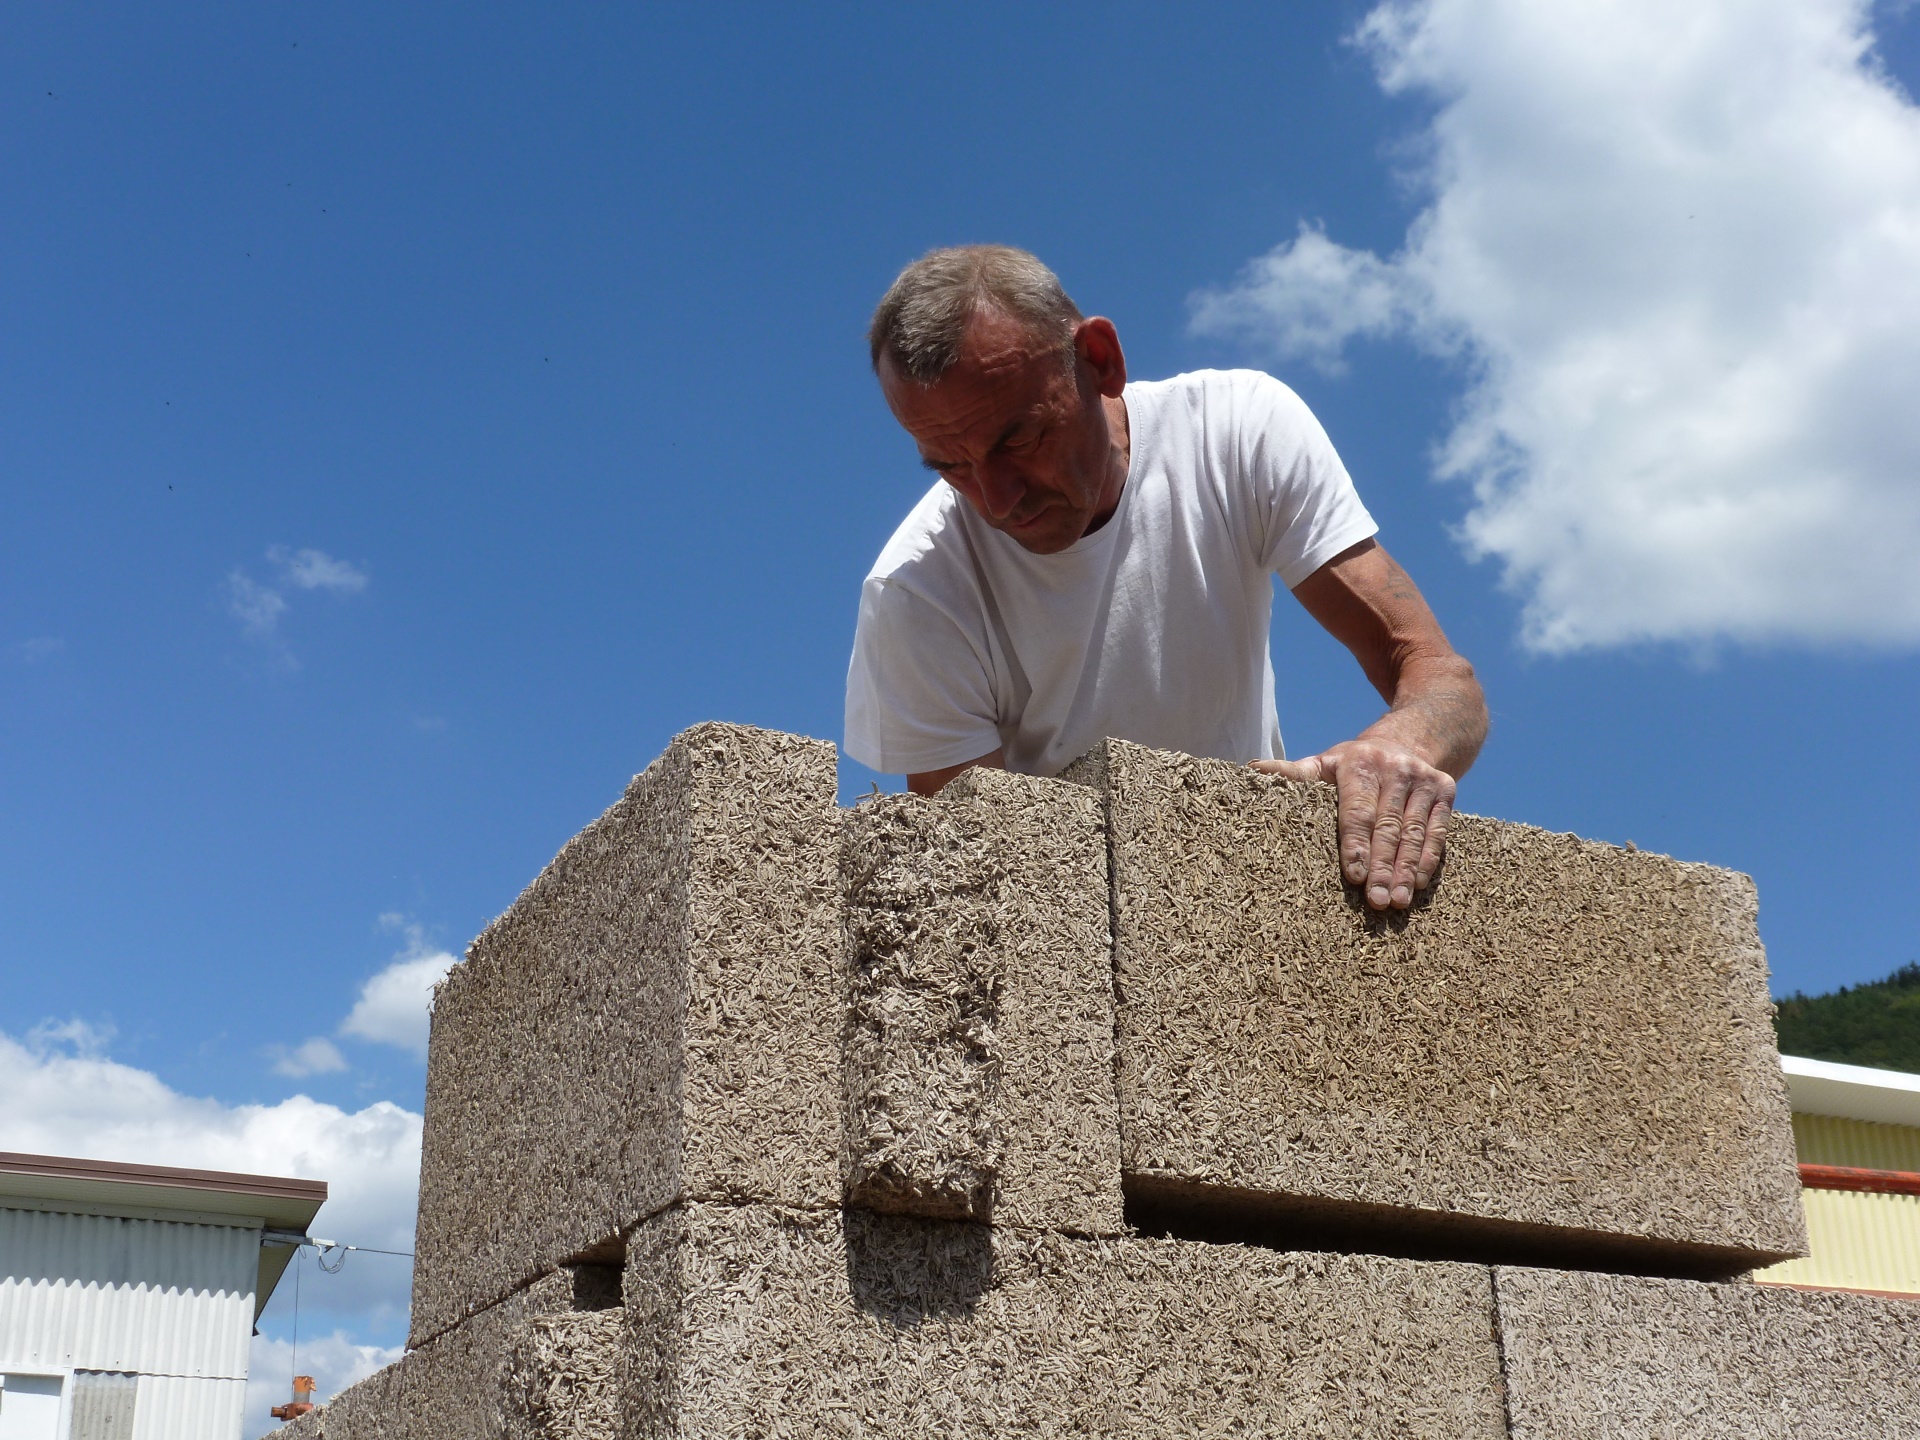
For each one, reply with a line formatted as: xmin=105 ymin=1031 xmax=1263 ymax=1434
xmin=974 ymin=458 xmax=1026 ymax=520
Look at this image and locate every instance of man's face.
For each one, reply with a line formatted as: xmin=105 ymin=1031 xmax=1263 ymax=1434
xmin=879 ymin=308 xmax=1123 ymax=555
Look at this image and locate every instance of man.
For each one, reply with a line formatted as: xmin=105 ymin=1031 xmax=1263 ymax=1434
xmin=845 ymin=246 xmax=1486 ymax=912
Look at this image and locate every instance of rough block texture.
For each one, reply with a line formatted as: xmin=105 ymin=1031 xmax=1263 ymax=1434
xmin=411 ymin=723 xmax=842 ymax=1345
xmin=838 ymin=767 xmax=1122 ymax=1232
xmin=623 ymin=1200 xmax=1506 ymax=1438
xmin=501 ymin=1310 xmax=629 ymax=1440
xmin=276 ymin=1271 xmax=576 ymax=1440
xmin=1496 ymin=1267 xmax=1920 ymax=1438
xmin=1069 ymin=739 xmax=1805 ymax=1275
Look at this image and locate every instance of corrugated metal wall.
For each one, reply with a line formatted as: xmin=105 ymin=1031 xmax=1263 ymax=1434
xmin=1756 ymin=1112 xmax=1920 ymax=1296
xmin=1789 ymin=1111 xmax=1920 ymax=1171
xmin=0 ymin=1206 xmax=257 ymax=1440
xmin=128 ymin=1375 xmax=246 ymax=1440
xmin=1760 ymin=1187 xmax=1920 ymax=1295
xmin=0 ymin=1208 xmax=257 ymax=1378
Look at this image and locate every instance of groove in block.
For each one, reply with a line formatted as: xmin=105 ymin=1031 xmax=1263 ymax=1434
xmin=838 ymin=767 xmax=1122 ymax=1232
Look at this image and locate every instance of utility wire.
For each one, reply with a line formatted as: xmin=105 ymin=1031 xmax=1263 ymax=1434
xmin=310 ymin=1242 xmax=415 ymax=1257
xmin=290 ymin=1248 xmax=302 ymax=1392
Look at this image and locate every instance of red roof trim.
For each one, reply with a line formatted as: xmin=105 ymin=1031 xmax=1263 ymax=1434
xmin=1798 ymin=1162 xmax=1920 ymax=1198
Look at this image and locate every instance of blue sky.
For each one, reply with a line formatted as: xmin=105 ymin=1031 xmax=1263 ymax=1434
xmin=5 ymin=1 xmax=1919 ymax=1423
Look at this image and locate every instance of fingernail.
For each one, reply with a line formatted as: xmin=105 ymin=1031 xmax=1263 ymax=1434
xmin=1369 ymin=885 xmax=1389 ymax=907
xmin=1392 ymin=886 xmax=1410 ymax=906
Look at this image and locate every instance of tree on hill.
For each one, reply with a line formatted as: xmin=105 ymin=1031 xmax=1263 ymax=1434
xmin=1775 ymin=962 xmax=1920 ymax=1074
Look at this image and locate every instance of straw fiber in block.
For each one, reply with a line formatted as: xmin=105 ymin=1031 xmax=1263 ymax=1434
xmin=1496 ymin=1267 xmax=1920 ymax=1438
xmin=839 ymin=767 xmax=1121 ymax=1232
xmin=501 ymin=1309 xmax=629 ymax=1440
xmin=411 ymin=723 xmax=842 ymax=1345
xmin=623 ymin=1200 xmax=1506 ymax=1439
xmin=1068 ymin=739 xmax=1804 ymax=1277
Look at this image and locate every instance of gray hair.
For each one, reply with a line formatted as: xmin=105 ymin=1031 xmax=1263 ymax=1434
xmin=868 ymin=245 xmax=1084 ymax=384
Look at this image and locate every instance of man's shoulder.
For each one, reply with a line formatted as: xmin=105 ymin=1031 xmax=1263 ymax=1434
xmin=866 ymin=480 xmax=974 ymax=587
xmin=1129 ymin=367 xmax=1308 ymax=415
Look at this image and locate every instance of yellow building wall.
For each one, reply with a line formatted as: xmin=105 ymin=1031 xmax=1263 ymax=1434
xmin=1756 ymin=1112 xmax=1920 ymax=1296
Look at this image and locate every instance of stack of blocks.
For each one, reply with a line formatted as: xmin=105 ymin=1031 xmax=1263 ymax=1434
xmin=279 ymin=724 xmax=1920 ymax=1440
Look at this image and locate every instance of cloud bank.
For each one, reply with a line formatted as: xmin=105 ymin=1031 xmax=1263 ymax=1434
xmin=1193 ymin=0 xmax=1920 ymax=653
xmin=0 ymin=1023 xmax=422 ymax=1401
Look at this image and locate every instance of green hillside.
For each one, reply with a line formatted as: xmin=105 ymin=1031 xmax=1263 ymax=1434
xmin=1775 ymin=963 xmax=1920 ymax=1073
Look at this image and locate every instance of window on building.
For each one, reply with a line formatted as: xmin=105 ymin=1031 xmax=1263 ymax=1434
xmin=0 ymin=1374 xmax=65 ymax=1440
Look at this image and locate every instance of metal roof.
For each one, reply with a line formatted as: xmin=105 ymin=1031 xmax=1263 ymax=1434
xmin=0 ymin=1151 xmax=326 ymax=1231
xmin=0 ymin=1151 xmax=328 ymax=1321
xmin=1783 ymin=1055 xmax=1920 ymax=1130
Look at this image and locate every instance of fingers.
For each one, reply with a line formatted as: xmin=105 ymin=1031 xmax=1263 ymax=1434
xmin=1365 ymin=765 xmax=1411 ymax=909
xmin=1388 ymin=773 xmax=1456 ymax=905
xmin=1326 ymin=744 xmax=1458 ymax=911
xmin=1251 ymin=755 xmax=1326 ymax=783
xmin=1261 ymin=745 xmax=1456 ymax=910
xmin=1414 ymin=789 xmax=1454 ymax=892
xmin=1333 ymin=758 xmax=1380 ymax=894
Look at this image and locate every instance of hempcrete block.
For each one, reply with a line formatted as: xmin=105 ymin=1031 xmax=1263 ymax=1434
xmin=623 ymin=1200 xmax=1506 ymax=1439
xmin=1067 ymin=739 xmax=1805 ymax=1275
xmin=501 ymin=1310 xmax=629 ymax=1440
xmin=838 ymin=767 xmax=1122 ymax=1232
xmin=1495 ymin=1267 xmax=1920 ymax=1438
xmin=275 ymin=1270 xmax=580 ymax=1440
xmin=411 ymin=723 xmax=842 ymax=1346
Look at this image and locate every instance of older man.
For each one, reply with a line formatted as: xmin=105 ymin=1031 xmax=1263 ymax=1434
xmin=845 ymin=246 xmax=1487 ymax=911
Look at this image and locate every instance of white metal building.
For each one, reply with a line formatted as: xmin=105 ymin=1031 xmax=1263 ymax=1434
xmin=0 ymin=1152 xmax=325 ymax=1440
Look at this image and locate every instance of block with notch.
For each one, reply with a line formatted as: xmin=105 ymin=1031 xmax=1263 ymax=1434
xmin=1066 ymin=737 xmax=1806 ymax=1278
xmin=409 ymin=723 xmax=843 ymax=1346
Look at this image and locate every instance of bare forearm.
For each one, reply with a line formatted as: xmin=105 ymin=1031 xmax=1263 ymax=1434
xmin=905 ymin=746 xmax=1006 ymax=797
xmin=1358 ymin=652 xmax=1487 ymax=780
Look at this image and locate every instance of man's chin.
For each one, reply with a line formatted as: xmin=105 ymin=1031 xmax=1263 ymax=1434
xmin=1002 ymin=511 xmax=1081 ymax=554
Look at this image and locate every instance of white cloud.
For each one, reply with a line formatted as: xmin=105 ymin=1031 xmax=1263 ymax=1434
xmin=0 ymin=1023 xmax=422 ymax=1379
xmin=270 ymin=1036 xmax=350 ymax=1077
xmin=225 ymin=571 xmax=288 ymax=639
xmin=25 ymin=1015 xmax=116 ymax=1057
xmin=1192 ymin=0 xmax=1920 ymax=653
xmin=246 ymin=1330 xmax=403 ymax=1438
xmin=270 ymin=545 xmax=370 ymax=594
xmin=226 ymin=546 xmax=368 ymax=656
xmin=339 ymin=918 xmax=457 ymax=1060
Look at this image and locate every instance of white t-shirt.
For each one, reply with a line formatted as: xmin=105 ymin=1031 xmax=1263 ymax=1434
xmin=844 ymin=368 xmax=1378 ymax=777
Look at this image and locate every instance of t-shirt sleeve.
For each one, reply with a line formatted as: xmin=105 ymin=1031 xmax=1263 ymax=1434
xmin=1232 ymin=371 xmax=1378 ymax=588
xmin=844 ymin=575 xmax=1005 ymax=775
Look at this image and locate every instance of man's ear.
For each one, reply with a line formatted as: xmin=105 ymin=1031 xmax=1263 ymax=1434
xmin=1074 ymin=317 xmax=1128 ymax=398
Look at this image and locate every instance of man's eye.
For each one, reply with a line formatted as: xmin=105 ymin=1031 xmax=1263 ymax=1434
xmin=1005 ymin=431 xmax=1042 ymax=452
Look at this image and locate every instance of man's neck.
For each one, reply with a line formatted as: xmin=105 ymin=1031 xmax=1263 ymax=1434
xmin=1084 ymin=393 xmax=1132 ymax=538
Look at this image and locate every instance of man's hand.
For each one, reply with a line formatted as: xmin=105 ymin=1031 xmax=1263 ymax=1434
xmin=1275 ymin=538 xmax=1488 ymax=910
xmin=1254 ymin=741 xmax=1455 ymax=910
